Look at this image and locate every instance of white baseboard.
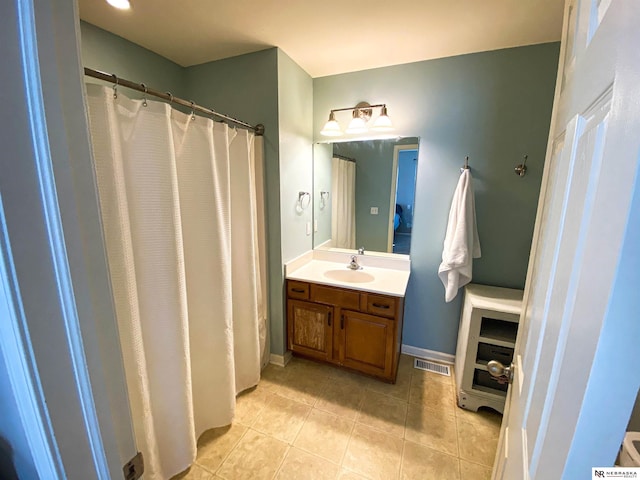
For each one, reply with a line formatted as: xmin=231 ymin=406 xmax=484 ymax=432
xmin=401 ymin=345 xmax=455 ymax=365
xmin=269 ymin=351 xmax=292 ymax=367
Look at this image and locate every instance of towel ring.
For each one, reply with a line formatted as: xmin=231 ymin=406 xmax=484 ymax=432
xmin=297 ymin=191 xmax=311 ymax=210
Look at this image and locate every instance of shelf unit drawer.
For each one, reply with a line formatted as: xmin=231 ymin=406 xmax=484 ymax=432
xmin=476 ymin=342 xmax=514 ymax=365
xmin=473 ymin=368 xmax=507 ymax=395
xmin=478 ymin=316 xmax=518 ymax=345
xmin=287 ymin=280 xmax=309 ymax=300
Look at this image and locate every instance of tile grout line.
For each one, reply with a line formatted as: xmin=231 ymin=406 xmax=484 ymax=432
xmin=194 ymin=423 xmax=250 ymax=477
xmin=398 ymin=436 xmax=407 ymax=480
xmin=271 ymin=444 xmax=291 ymax=480
xmin=337 ymin=413 xmax=358 ymax=469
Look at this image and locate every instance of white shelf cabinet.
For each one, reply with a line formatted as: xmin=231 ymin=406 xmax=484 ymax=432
xmin=454 ymin=284 xmax=523 ymax=413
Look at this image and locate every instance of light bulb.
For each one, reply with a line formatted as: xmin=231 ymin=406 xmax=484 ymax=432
xmin=346 ymin=110 xmax=368 ymax=134
xmin=106 ymin=0 xmax=131 ymax=9
xmin=320 ymin=112 xmax=342 ymax=136
xmin=372 ymin=105 xmax=394 ymax=132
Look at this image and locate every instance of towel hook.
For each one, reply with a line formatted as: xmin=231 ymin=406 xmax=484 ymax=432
xmin=515 ymin=154 xmax=528 ymax=177
xmin=141 ymin=83 xmax=148 ymax=107
xmin=112 ymin=74 xmax=119 ymax=99
xmin=460 ymin=156 xmax=470 ymax=173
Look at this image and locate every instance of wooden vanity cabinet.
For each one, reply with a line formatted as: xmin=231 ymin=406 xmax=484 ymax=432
xmin=286 ymin=279 xmax=404 ymax=382
xmin=287 ymin=300 xmax=333 ymax=362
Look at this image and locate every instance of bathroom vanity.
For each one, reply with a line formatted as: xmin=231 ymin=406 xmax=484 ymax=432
xmin=285 ymin=250 xmax=410 ymax=382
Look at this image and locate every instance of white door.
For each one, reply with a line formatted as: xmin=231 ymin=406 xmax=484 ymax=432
xmin=493 ymin=1 xmax=640 ymax=479
xmin=1 ymin=0 xmax=138 ymax=478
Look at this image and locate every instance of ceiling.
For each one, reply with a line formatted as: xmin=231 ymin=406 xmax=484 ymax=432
xmin=78 ymin=0 xmax=565 ymax=78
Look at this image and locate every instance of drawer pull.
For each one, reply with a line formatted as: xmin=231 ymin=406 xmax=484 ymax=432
xmin=291 ymin=288 xmax=306 ymax=293
xmin=372 ymin=303 xmax=390 ymax=309
xmin=328 ymin=311 xmax=332 ymax=326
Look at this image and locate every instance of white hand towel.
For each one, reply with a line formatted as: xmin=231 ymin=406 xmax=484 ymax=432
xmin=438 ymin=169 xmax=481 ymax=302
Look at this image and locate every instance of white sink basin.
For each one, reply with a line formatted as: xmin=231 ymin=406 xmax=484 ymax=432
xmin=323 ymin=269 xmax=375 ymax=283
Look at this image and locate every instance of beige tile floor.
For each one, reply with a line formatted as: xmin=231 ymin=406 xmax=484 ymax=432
xmin=172 ymin=354 xmax=502 ymax=480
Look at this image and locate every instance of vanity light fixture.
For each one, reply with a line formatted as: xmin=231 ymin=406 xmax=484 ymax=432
xmin=321 ymin=102 xmax=394 ymax=137
xmin=106 ymin=0 xmax=131 ymax=10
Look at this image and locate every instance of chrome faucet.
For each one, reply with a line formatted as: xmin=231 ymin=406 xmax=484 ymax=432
xmin=348 ymin=255 xmax=360 ymax=270
xmin=358 ymin=246 xmax=365 ymax=255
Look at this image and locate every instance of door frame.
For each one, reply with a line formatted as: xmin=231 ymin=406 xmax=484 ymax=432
xmin=1 ymin=0 xmax=136 ymax=478
xmin=387 ymin=143 xmax=418 ymax=252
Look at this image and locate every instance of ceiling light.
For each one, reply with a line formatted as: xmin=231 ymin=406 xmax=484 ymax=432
xmin=320 ymin=102 xmax=394 ymax=137
xmin=320 ymin=112 xmax=342 ymax=137
xmin=106 ymin=0 xmax=131 ymax=10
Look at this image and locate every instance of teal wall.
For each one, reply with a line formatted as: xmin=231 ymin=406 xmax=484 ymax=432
xmin=313 ymin=143 xmax=332 ymax=247
xmin=274 ymin=50 xmax=314 ymax=353
xmin=334 ymin=140 xmax=396 ymax=252
xmin=80 ymin=22 xmax=185 ymax=97
xmin=314 ymin=43 xmax=560 ymax=354
xmin=277 ymin=50 xmax=314 ymax=262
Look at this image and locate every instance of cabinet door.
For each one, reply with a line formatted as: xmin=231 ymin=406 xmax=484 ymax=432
xmin=340 ymin=310 xmax=394 ymax=379
xmin=287 ymin=299 xmax=333 ymax=361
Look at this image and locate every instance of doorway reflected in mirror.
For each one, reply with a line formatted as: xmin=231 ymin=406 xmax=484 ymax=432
xmin=392 ymin=145 xmax=418 ymax=254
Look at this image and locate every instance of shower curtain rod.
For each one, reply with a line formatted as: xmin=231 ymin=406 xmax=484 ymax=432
xmin=84 ymin=67 xmax=265 ymax=135
xmin=334 ymin=154 xmax=356 ymax=162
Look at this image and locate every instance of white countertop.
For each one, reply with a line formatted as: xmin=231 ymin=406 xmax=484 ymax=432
xmin=285 ymin=251 xmax=411 ymax=297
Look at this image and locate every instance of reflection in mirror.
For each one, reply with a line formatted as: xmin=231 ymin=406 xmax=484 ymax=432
xmin=313 ymin=137 xmax=419 ymax=256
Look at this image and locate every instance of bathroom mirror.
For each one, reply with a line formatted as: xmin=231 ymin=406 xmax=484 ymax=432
xmin=313 ymin=137 xmax=419 ymax=255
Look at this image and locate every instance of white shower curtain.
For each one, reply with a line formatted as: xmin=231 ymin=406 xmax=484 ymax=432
xmin=85 ymin=84 xmax=267 ymax=480
xmin=331 ymin=156 xmax=356 ymax=249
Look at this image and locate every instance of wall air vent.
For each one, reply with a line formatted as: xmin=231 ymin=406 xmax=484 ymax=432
xmin=414 ymin=358 xmax=451 ymax=376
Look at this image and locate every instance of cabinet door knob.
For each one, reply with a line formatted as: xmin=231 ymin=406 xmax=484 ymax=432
xmin=328 ymin=311 xmax=332 ymax=326
xmin=340 ymin=315 xmax=345 ymax=329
